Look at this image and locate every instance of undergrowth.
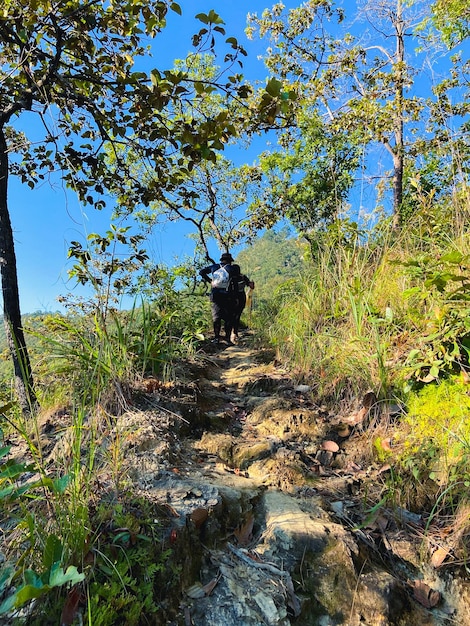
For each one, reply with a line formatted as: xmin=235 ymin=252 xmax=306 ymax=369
xmin=251 ymin=204 xmax=470 ymax=562
xmin=0 ymin=288 xmax=206 ymax=624
xmin=2 ymin=200 xmax=470 ymax=620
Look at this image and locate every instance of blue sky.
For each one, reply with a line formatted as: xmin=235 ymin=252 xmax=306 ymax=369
xmin=5 ymin=1 xmax=469 ymax=313
xmin=8 ymin=1 xmax=298 ymax=314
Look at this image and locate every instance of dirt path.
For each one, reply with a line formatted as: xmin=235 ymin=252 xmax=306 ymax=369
xmin=118 ymin=334 xmax=469 ymax=626
xmin=7 ymin=334 xmax=467 ymax=625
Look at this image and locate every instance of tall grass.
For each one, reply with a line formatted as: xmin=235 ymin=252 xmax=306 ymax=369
xmin=0 ymin=291 xmax=209 ymax=622
xmin=257 ymin=225 xmax=406 ymax=402
xmin=255 ymin=199 xmax=470 ymax=551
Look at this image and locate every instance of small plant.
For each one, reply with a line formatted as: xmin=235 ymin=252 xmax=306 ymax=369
xmin=400 ymin=250 xmax=470 ymax=387
xmin=86 ymin=497 xmax=173 ymax=626
xmin=0 ymin=435 xmax=85 ymax=621
xmin=396 ymin=377 xmax=470 ymax=515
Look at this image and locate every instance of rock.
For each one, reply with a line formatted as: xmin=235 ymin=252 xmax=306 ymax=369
xmin=232 ymin=439 xmax=278 ymax=469
xmin=197 ymin=432 xmax=234 ymax=464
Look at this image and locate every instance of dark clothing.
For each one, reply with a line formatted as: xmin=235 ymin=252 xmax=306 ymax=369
xmin=231 ymin=268 xmax=252 ymax=336
xmin=233 ymin=292 xmax=246 ymax=336
xmin=199 ymin=262 xmax=238 ymax=340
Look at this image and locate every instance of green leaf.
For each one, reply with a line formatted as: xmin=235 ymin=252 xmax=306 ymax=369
xmin=52 ymin=475 xmax=70 ymax=494
xmin=440 ymin=251 xmax=464 ymax=264
xmin=207 ymin=9 xmax=224 ymax=24
xmin=170 ymin=3 xmax=182 ymax=15
xmin=402 ymin=287 xmax=423 ymax=299
xmin=48 ymin=563 xmax=85 ymax=588
xmin=14 ymin=583 xmax=46 ymax=606
xmin=429 ymin=364 xmax=441 ymax=378
xmin=266 ymin=78 xmax=282 ymax=97
xmin=0 ymin=445 xmax=11 ymax=460
xmin=0 ymin=565 xmax=15 ymax=593
xmin=43 ymin=535 xmax=63 ymax=570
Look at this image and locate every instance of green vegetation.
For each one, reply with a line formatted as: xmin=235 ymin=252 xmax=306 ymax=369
xmin=0 ymin=0 xmax=469 ymax=622
xmin=247 ymin=210 xmax=470 ymax=539
xmin=0 ymin=286 xmax=205 ymax=624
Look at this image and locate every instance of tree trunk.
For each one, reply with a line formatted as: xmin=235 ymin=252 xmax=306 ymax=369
xmin=391 ymin=0 xmax=405 ymax=229
xmin=0 ymin=127 xmax=37 ymax=414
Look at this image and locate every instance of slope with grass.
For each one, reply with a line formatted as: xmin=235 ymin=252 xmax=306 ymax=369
xmin=1 ymin=330 xmax=469 ymax=624
xmin=1 ymin=218 xmax=470 ymax=623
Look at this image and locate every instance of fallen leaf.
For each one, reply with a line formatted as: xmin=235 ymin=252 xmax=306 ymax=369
xmin=60 ymin=585 xmax=82 ymax=626
xmin=380 ymin=438 xmax=392 ymax=451
xmin=339 ymin=407 xmax=368 ymax=427
xmin=411 ymin=580 xmax=441 ymax=608
xmin=284 ymin=573 xmax=302 ymax=617
xmin=185 ymin=576 xmax=221 ymax=599
xmin=234 ymin=511 xmax=254 ymax=546
xmin=163 ymin=503 xmax=180 ymax=517
xmin=430 ymin=546 xmax=450 ymax=568
xmin=245 ymin=550 xmax=263 ymax=562
xmin=201 ymin=574 xmax=221 ymax=596
xmin=362 ymin=391 xmax=377 ymax=410
xmin=190 ymin=507 xmax=208 ymax=529
xmin=185 ymin=583 xmax=205 ymax=599
xmin=365 ymin=514 xmax=389 ymax=533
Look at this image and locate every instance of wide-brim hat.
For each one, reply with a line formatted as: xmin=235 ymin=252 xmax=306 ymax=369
xmin=220 ymin=252 xmax=234 ymax=262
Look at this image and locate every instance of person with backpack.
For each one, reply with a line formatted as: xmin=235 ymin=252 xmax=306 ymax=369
xmin=199 ymin=252 xmax=238 ymax=344
xmin=230 ymin=264 xmax=255 ymax=343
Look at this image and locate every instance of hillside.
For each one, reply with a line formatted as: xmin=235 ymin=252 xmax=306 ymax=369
xmin=2 ymin=333 xmax=468 ymax=625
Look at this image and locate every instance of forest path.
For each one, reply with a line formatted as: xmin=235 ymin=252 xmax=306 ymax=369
xmin=120 ymin=332 xmax=466 ymax=626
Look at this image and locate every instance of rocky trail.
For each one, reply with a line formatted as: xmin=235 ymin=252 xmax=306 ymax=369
xmin=117 ymin=333 xmax=469 ymax=626
xmin=5 ymin=334 xmax=470 ymax=625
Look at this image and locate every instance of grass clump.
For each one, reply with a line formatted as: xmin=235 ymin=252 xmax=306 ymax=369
xmin=403 ymin=377 xmax=470 ymax=491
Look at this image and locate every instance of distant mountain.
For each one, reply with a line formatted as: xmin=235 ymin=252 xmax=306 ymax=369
xmin=236 ymin=228 xmax=308 ymax=299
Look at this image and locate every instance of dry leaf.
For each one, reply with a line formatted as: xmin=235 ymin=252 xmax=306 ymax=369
xmin=60 ymin=586 xmax=82 ymax=626
xmin=185 ymin=583 xmax=206 ymax=599
xmin=380 ymin=438 xmax=392 ymax=451
xmin=201 ymin=575 xmax=221 ymax=596
xmin=284 ymin=574 xmax=302 ymax=617
xmin=190 ymin=507 xmax=208 ymax=529
xmin=362 ymin=391 xmax=377 ymax=410
xmin=430 ymin=546 xmax=450 ymax=568
xmin=411 ymin=580 xmax=441 ymax=608
xmin=185 ymin=575 xmax=221 ymax=599
xmin=340 ymin=407 xmax=368 ymax=426
xmin=234 ymin=511 xmax=254 ymax=546
xmin=364 ymin=513 xmax=389 ymax=533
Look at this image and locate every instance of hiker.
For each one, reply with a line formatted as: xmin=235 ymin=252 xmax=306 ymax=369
xmin=199 ymin=252 xmax=238 ymax=344
xmin=231 ymin=264 xmax=255 ymax=342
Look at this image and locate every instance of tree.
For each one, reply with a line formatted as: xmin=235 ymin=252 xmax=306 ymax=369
xmin=109 ymin=51 xmax=297 ymax=266
xmin=247 ymin=0 xmax=466 ymax=230
xmin=0 ymin=1 xmax=265 ymax=412
xmin=247 ymin=112 xmax=361 ymax=245
xmin=431 ymin=0 xmax=470 ymax=46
